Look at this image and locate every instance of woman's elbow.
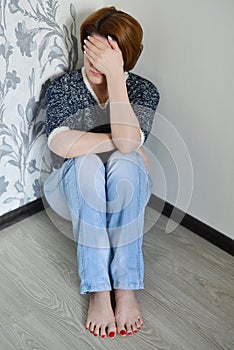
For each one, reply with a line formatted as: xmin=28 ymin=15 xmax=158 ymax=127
xmin=114 ymin=139 xmax=141 ymax=154
xmin=49 ymin=138 xmax=74 ymax=158
xmin=48 ymin=144 xmax=67 ymax=158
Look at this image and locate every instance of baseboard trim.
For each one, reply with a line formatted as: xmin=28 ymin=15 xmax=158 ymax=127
xmin=0 ymin=195 xmax=233 ymax=256
xmin=148 ymin=194 xmax=233 ymax=256
xmin=0 ymin=198 xmax=44 ymax=231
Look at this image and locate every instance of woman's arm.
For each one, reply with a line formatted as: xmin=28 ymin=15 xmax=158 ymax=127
xmin=49 ymin=129 xmax=116 ymax=158
xmin=107 ymin=71 xmax=142 ymax=153
xmin=49 ymin=128 xmax=149 ymax=173
xmin=84 ymin=36 xmax=142 ymax=153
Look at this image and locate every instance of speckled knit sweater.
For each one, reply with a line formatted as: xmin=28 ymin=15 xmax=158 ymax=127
xmin=45 ymin=67 xmax=160 ymax=145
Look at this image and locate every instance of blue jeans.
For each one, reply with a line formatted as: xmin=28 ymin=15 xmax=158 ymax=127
xmin=60 ymin=150 xmax=152 ymax=294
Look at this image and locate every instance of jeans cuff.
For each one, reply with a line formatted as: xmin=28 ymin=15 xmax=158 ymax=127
xmin=112 ymin=282 xmax=144 ymax=290
xmin=80 ymin=283 xmax=112 ymax=294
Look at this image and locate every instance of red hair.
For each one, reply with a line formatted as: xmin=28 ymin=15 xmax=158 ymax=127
xmin=80 ymin=7 xmax=143 ymax=71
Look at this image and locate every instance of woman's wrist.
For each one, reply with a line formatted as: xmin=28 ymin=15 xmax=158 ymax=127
xmin=107 ymin=71 xmax=129 ymax=102
xmin=105 ymin=66 xmax=124 ymax=79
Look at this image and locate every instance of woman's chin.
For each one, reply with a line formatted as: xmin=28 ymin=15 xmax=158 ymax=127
xmin=88 ymin=72 xmax=106 ymax=85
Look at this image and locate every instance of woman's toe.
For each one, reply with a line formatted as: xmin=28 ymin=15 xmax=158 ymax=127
xmin=126 ymin=323 xmax=133 ymax=335
xmin=108 ymin=321 xmax=116 ymax=338
xmin=139 ymin=316 xmax=144 ymax=325
xmin=89 ymin=322 xmax=95 ymax=334
xmin=136 ymin=318 xmax=142 ymax=329
xmin=119 ymin=327 xmax=127 ymax=336
xmin=93 ymin=325 xmax=100 ymax=337
xmin=100 ymin=326 xmax=107 ymax=338
xmin=132 ymin=323 xmax=138 ymax=333
xmin=117 ymin=321 xmax=126 ymax=336
xmin=108 ymin=331 xmax=116 ymax=338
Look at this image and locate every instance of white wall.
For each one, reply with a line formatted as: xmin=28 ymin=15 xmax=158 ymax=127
xmin=104 ymin=0 xmax=234 ymax=239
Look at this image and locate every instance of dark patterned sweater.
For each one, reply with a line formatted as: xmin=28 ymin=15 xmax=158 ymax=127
xmin=45 ymin=68 xmax=160 ymax=143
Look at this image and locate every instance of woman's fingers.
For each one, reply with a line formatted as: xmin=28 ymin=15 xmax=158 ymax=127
xmin=84 ymin=37 xmax=109 ymax=61
xmin=107 ymin=36 xmax=121 ymax=51
xmin=83 ymin=40 xmax=99 ymax=57
xmin=83 ymin=43 xmax=96 ymax=60
xmin=84 ymin=34 xmax=124 ymax=76
xmin=87 ymin=35 xmax=110 ymax=49
xmin=83 ymin=48 xmax=94 ymax=63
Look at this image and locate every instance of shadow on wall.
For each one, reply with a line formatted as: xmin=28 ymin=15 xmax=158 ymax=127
xmin=0 ymin=1 xmax=84 ymax=216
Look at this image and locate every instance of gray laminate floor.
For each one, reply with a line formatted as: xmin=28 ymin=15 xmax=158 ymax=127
xmin=0 ymin=207 xmax=233 ymax=350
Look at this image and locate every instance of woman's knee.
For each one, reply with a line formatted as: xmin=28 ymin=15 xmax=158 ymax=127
xmin=73 ymin=153 xmax=104 ymax=172
xmin=63 ymin=154 xmax=105 ymax=199
xmin=108 ymin=150 xmax=140 ymax=162
xmin=72 ymin=154 xmax=104 ymax=181
xmin=106 ymin=150 xmax=145 ymax=179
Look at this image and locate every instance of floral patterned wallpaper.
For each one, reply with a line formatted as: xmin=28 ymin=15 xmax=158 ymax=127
xmin=0 ymin=0 xmax=80 ymax=216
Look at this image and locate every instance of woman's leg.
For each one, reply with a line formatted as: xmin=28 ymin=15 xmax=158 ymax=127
xmin=105 ymin=150 xmax=152 ymax=336
xmin=61 ymin=154 xmax=112 ymax=293
xmin=106 ymin=150 xmax=152 ymax=289
xmin=60 ymin=154 xmax=116 ymax=338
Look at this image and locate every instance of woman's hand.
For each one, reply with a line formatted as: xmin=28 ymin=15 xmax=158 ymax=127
xmin=137 ymin=148 xmax=149 ymax=173
xmin=83 ymin=35 xmax=124 ymax=77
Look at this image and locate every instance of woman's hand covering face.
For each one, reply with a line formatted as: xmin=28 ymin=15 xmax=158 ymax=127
xmin=83 ymin=35 xmax=124 ymax=76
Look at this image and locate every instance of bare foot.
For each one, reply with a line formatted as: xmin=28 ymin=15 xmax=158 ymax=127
xmin=114 ymin=289 xmax=144 ymax=337
xmin=86 ymin=291 xmax=117 ymax=338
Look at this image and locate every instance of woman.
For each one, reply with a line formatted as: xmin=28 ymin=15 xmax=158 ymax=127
xmin=44 ymin=6 xmax=160 ymax=339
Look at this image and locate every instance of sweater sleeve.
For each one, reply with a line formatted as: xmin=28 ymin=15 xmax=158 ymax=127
xmin=45 ymin=75 xmax=72 ymax=138
xmin=129 ymin=76 xmax=160 ymax=143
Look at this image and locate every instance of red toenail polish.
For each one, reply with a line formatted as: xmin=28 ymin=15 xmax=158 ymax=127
xmin=128 ymin=332 xmax=133 ymax=335
xmin=101 ymin=335 xmax=106 ymax=338
xmin=134 ymin=330 xmax=138 ymax=333
xmin=94 ymin=333 xmax=98 ymax=337
xmin=120 ymin=330 xmax=126 ymax=335
xmin=90 ymin=330 xmax=93 ymax=334
xmin=109 ymin=331 xmax=115 ymax=338
xmin=137 ymin=326 xmax=141 ymax=329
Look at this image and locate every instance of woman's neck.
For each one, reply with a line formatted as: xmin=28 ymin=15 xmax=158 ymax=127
xmin=92 ymin=83 xmax=108 ymax=105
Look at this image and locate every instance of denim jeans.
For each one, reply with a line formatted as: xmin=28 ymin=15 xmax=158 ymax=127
xmin=59 ymin=150 xmax=152 ymax=294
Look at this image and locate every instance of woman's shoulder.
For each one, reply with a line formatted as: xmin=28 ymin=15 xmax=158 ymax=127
xmin=127 ymin=72 xmax=160 ymax=105
xmin=49 ymin=69 xmax=83 ymax=86
xmin=46 ymin=69 xmax=83 ymax=96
